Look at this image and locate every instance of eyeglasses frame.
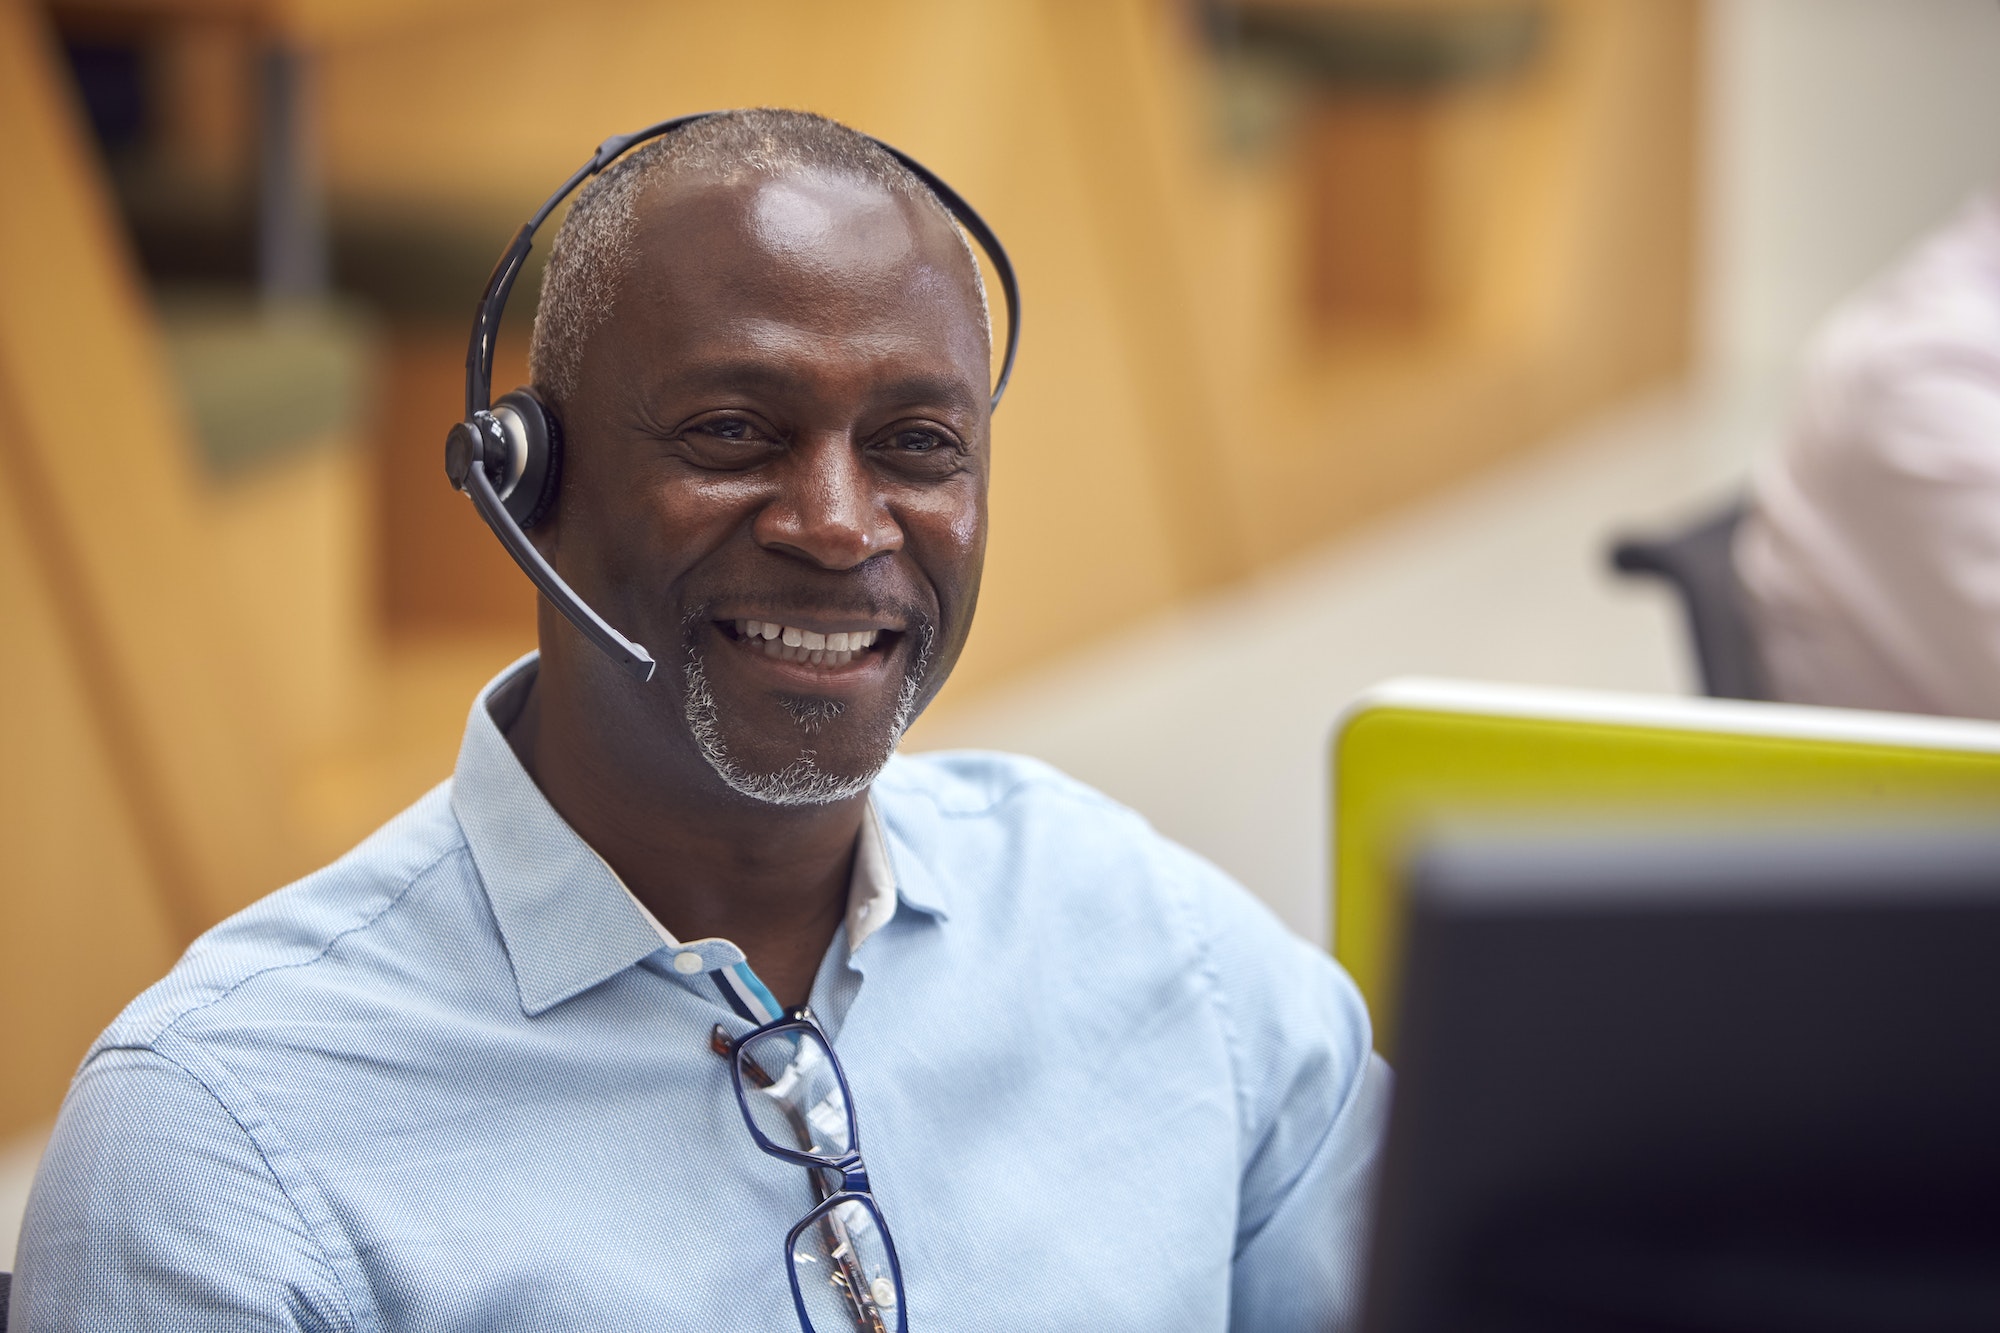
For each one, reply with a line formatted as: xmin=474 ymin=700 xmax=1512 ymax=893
xmin=718 ymin=1010 xmax=910 ymax=1333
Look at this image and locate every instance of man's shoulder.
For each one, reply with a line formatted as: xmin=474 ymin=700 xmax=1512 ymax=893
xmin=876 ymin=747 xmax=1133 ymax=820
xmin=874 ymin=748 xmax=1264 ymax=920
xmin=96 ymin=780 xmax=473 ymax=1057
xmin=874 ymin=748 xmax=1180 ymax=863
xmin=876 ymin=749 xmax=1373 ymax=1085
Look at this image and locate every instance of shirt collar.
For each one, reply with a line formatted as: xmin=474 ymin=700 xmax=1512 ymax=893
xmin=873 ymin=785 xmax=950 ymax=924
xmin=614 ymin=792 xmax=901 ymax=953
xmin=451 ymin=655 xmax=675 ymax=1017
xmin=450 ymin=654 xmax=947 ymax=1016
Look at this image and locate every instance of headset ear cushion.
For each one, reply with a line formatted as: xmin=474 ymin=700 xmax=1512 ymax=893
xmin=494 ymin=387 xmax=564 ymax=530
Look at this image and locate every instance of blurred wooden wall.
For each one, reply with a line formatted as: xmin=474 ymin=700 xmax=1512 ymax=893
xmin=0 ymin=0 xmax=1696 ymax=1141
xmin=310 ymin=0 xmax=1695 ymax=699
xmin=0 ymin=0 xmax=293 ymax=1137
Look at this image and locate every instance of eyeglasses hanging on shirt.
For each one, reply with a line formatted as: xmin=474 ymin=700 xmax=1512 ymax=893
xmin=712 ymin=1010 xmax=908 ymax=1333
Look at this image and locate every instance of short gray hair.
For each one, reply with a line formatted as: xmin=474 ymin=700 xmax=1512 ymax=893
xmin=528 ymin=108 xmax=988 ymax=407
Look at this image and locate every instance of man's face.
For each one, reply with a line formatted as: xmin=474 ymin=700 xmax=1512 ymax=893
xmin=543 ymin=167 xmax=991 ymax=804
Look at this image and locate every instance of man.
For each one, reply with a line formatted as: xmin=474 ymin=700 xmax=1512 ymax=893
xmin=1737 ymin=187 xmax=2000 ymax=719
xmin=14 ymin=110 xmax=1386 ymax=1331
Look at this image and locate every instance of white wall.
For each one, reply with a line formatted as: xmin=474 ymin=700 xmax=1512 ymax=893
xmin=1 ymin=1126 xmax=47 ymax=1270
xmin=1703 ymin=0 xmax=2000 ymax=381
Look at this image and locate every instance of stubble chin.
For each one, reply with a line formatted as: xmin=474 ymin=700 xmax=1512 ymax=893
xmin=680 ymin=625 xmax=934 ymax=808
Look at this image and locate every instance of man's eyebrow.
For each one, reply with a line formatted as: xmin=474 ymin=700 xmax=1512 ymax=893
xmin=662 ymin=359 xmax=795 ymax=397
xmin=868 ymin=374 xmax=983 ymax=417
xmin=662 ymin=361 xmax=985 ymax=417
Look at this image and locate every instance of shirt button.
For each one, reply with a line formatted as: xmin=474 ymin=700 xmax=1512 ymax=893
xmin=672 ymin=951 xmax=704 ymax=975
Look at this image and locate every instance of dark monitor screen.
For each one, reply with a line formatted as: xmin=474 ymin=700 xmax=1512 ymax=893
xmin=1360 ymin=827 xmax=2000 ymax=1333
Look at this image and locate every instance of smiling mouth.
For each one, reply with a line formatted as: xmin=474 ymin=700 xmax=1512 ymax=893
xmin=721 ymin=618 xmax=894 ymax=669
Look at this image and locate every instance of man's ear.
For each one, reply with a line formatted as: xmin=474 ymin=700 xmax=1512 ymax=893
xmin=493 ymin=387 xmax=565 ymax=531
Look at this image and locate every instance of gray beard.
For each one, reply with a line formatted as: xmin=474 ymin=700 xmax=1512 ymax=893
xmin=682 ymin=626 xmax=933 ymax=807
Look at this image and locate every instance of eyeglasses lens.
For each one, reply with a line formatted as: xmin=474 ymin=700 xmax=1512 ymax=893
xmin=737 ymin=1026 xmax=854 ymax=1159
xmin=791 ymin=1196 xmax=900 ymax=1333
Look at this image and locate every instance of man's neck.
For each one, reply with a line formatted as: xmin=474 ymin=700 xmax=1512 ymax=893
xmin=503 ymin=667 xmax=863 ymax=1011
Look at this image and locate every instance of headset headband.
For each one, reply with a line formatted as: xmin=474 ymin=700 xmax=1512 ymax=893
xmin=446 ymin=112 xmax=1021 ymax=684
xmin=465 ymin=111 xmax=1022 ymax=419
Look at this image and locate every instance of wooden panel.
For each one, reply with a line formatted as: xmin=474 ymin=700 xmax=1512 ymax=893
xmin=308 ymin=0 xmax=1698 ymax=704
xmin=0 ymin=393 xmax=179 ymax=1141
xmin=373 ymin=324 xmax=538 ymax=637
xmin=0 ymin=0 xmax=295 ymax=932
xmin=204 ymin=442 xmax=371 ymax=756
xmin=1302 ymin=95 xmax=1432 ymax=328
xmin=1229 ymin=0 xmax=1701 ymax=571
xmin=1039 ymin=0 xmax=1249 ymax=593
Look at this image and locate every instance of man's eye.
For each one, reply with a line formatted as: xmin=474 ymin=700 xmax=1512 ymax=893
xmin=872 ymin=425 xmax=967 ymax=476
xmin=696 ymin=418 xmax=759 ymax=442
xmin=669 ymin=414 xmax=784 ymax=470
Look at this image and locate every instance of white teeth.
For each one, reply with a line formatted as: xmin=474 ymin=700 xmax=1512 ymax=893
xmin=736 ymin=621 xmax=884 ymax=661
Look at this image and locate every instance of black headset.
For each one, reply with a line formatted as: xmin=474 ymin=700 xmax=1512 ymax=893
xmin=444 ymin=112 xmax=1022 ymax=683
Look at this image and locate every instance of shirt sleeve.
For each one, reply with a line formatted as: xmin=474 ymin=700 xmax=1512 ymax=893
xmin=13 ymin=1046 xmax=355 ymax=1333
xmin=1230 ymin=1045 xmax=1390 ymax=1333
xmin=1813 ymin=348 xmax=2000 ymax=713
xmin=1169 ymin=848 xmax=1390 ymax=1333
xmin=1744 ymin=271 xmax=2000 ymax=716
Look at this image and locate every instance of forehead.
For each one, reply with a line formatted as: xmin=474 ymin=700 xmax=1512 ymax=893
xmin=611 ymin=168 xmax=987 ymax=375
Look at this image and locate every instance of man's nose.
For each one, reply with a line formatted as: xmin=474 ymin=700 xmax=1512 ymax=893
xmin=752 ymin=435 xmax=903 ymax=570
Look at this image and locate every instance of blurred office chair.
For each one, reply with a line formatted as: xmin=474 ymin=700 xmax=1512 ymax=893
xmin=1609 ymin=499 xmax=1769 ymax=700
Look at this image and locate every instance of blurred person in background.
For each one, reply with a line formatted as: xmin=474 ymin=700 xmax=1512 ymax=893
xmin=12 ymin=110 xmax=1386 ymax=1332
xmin=1736 ymin=186 xmax=2000 ymax=719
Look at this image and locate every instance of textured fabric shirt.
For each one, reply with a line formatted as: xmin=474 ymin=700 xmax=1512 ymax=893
xmin=13 ymin=654 xmax=1388 ymax=1332
xmin=1738 ymin=188 xmax=2000 ymax=718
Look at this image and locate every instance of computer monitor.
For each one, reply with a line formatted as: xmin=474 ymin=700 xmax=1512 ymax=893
xmin=1330 ymin=678 xmax=2000 ymax=1055
xmin=1360 ymin=825 xmax=2000 ymax=1333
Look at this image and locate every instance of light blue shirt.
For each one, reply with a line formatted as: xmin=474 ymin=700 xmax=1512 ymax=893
xmin=14 ymin=655 xmax=1388 ymax=1331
